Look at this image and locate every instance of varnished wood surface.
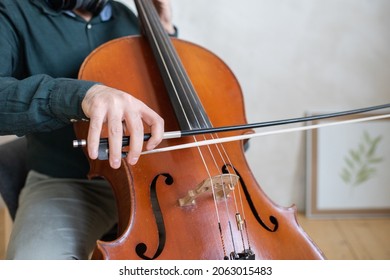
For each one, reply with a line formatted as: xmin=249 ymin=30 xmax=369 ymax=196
xmin=1 ymin=207 xmax=389 ymax=260
xmin=296 ymin=213 xmax=390 ymax=260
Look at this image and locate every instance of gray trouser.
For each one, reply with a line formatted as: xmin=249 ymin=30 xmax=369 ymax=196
xmin=6 ymin=170 xmax=117 ymax=260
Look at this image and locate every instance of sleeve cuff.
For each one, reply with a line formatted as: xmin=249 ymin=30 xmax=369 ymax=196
xmin=49 ymin=78 xmax=98 ymax=123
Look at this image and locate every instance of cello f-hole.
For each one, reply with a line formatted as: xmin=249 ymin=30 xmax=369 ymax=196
xmin=222 ymin=165 xmax=279 ymax=233
xmin=136 ymin=173 xmax=173 ymax=260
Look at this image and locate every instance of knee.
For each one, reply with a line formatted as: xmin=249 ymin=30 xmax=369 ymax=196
xmin=6 ymin=238 xmax=89 ymax=260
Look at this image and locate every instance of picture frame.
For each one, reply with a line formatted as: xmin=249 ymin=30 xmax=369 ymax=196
xmin=306 ymin=113 xmax=390 ymax=218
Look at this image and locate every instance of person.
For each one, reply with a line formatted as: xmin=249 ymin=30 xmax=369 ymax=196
xmin=0 ymin=0 xmax=175 ymax=259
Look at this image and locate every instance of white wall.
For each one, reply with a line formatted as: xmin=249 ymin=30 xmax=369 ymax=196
xmin=157 ymin=0 xmax=390 ymax=210
xmin=1 ymin=0 xmax=389 ymax=211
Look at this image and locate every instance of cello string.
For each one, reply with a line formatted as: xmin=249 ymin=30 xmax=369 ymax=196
xmin=143 ymin=0 xmax=209 ymax=129
xmin=213 ymin=137 xmax=252 ymax=252
xmin=140 ymin=0 xmax=233 ymax=257
xmin=141 ymin=0 xmax=221 ymax=207
xmin=146 ymin=5 xmax=252 ymax=253
xmin=199 ymin=134 xmax=241 ymax=256
xmin=200 ymin=132 xmax=249 ymax=255
xmin=136 ymin=0 xmax=193 ymax=128
xmin=141 ymin=113 xmax=390 ymax=155
xmin=218 ymin=142 xmax=251 ymax=253
xmin=143 ymin=0 xmax=245 ymax=257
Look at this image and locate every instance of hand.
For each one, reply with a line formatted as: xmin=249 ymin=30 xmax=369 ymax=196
xmin=153 ymin=0 xmax=175 ymax=34
xmin=81 ymin=84 xmax=164 ymax=169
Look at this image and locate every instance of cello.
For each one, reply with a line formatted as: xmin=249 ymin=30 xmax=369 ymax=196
xmin=74 ymin=0 xmax=325 ymax=259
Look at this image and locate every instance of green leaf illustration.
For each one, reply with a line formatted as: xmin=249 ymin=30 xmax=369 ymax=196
xmin=339 ymin=130 xmax=384 ymax=187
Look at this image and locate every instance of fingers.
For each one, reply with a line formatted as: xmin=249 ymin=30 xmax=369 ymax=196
xmin=123 ymin=103 xmax=164 ymax=166
xmin=107 ymin=113 xmax=124 ymax=169
xmin=86 ymin=112 xmax=104 ymax=160
xmin=82 ymin=85 xmax=106 ymax=161
xmin=153 ymin=0 xmax=175 ymax=34
xmin=143 ymin=110 xmax=164 ymax=151
xmin=123 ymin=111 xmax=144 ymax=166
xmin=81 ymin=85 xmax=164 ymax=169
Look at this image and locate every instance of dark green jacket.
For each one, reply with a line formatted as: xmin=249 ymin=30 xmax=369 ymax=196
xmin=0 ymin=0 xmax=140 ymax=178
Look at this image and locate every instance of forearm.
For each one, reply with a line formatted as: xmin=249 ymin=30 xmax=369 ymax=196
xmin=0 ymin=75 xmax=96 ymax=136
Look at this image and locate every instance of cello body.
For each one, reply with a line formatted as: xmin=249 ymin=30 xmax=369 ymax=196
xmin=75 ymin=36 xmax=325 ymax=260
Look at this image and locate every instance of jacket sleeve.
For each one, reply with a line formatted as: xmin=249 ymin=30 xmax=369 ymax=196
xmin=0 ymin=6 xmax=96 ymax=136
xmin=0 ymin=76 xmax=96 ymax=136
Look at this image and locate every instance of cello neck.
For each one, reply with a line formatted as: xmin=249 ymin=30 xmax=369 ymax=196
xmin=135 ymin=0 xmax=212 ymax=130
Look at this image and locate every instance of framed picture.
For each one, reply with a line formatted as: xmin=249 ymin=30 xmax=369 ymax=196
xmin=306 ymin=113 xmax=390 ymax=218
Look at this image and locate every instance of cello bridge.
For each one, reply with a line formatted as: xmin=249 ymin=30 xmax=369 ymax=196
xmin=178 ymin=174 xmax=239 ymax=207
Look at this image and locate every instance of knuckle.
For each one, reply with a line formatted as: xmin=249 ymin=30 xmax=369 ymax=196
xmin=89 ymin=121 xmax=102 ymax=131
xmin=109 ymin=123 xmax=123 ymax=135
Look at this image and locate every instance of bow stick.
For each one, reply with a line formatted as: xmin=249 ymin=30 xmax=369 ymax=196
xmin=73 ymin=103 xmax=390 ymax=159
